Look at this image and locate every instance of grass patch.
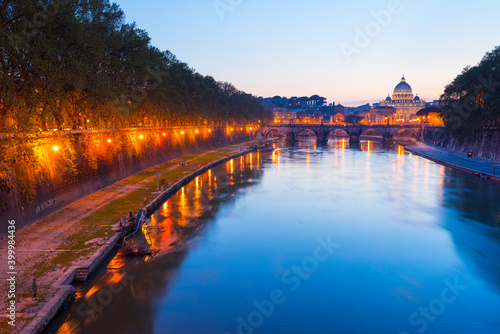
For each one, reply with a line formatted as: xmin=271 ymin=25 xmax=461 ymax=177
xmin=26 ymin=141 xmax=254 ymax=284
xmin=123 ymin=171 xmax=157 ymax=184
xmin=31 ymin=249 xmax=91 ymax=278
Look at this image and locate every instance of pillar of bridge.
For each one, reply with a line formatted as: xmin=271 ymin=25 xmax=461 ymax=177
xmin=285 ymin=132 xmax=297 ymax=144
xmin=349 ymin=133 xmax=360 ymax=144
xmin=316 ymin=133 xmax=328 ymax=145
xmin=382 ymin=133 xmax=394 ymax=144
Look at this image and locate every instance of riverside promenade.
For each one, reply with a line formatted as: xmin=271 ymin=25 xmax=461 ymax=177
xmin=405 ymin=142 xmax=500 ymax=181
xmin=0 ymin=140 xmax=262 ymax=334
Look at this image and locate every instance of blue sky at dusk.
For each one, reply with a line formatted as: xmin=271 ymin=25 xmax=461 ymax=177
xmin=113 ymin=0 xmax=500 ymax=106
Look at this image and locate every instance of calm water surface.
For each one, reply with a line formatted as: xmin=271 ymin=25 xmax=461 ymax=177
xmin=47 ymin=140 xmax=500 ymax=334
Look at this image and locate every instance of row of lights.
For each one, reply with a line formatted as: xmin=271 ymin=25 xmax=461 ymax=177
xmin=52 ymin=127 xmax=256 ymax=152
xmin=228 ymin=127 xmax=253 ymax=131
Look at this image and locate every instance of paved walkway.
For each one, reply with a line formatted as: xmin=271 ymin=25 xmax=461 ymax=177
xmin=405 ymin=142 xmax=500 ymax=180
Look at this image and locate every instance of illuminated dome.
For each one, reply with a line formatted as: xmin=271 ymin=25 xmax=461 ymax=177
xmin=414 ymin=95 xmax=420 ymax=101
xmin=385 ymin=95 xmax=392 ymax=101
xmin=392 ymin=76 xmax=414 ymax=100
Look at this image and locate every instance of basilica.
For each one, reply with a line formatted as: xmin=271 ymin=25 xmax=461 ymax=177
xmin=380 ymin=76 xmax=426 ymax=122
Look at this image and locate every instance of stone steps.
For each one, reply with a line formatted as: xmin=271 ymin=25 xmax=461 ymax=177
xmin=73 ymin=267 xmax=88 ymax=282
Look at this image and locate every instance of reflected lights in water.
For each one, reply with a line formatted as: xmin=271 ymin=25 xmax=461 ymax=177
xmin=398 ymin=145 xmax=404 ymax=156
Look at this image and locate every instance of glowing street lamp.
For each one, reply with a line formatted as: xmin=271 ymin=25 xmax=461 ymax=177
xmin=139 ymin=135 xmax=144 ymax=139
xmin=163 ymin=133 xmax=166 ymax=136
xmin=107 ymin=139 xmax=112 ymax=143
xmin=195 ymin=130 xmax=199 ymax=134
xmin=181 ymin=131 xmax=184 ymax=135
xmin=53 ymin=145 xmax=59 ymax=152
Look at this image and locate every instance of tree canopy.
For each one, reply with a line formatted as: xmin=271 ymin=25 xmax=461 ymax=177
xmin=0 ymin=0 xmax=271 ymax=132
xmin=440 ymin=46 xmax=500 ymax=139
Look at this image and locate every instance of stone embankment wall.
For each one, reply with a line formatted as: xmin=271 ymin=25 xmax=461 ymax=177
xmin=423 ymin=126 xmax=500 ymax=161
xmin=0 ymin=127 xmax=253 ymax=237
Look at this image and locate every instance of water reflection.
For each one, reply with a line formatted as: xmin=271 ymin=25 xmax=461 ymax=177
xmin=438 ymin=167 xmax=500 ymax=294
xmin=46 ymin=151 xmax=266 ymax=334
xmin=46 ymin=142 xmax=500 ymax=334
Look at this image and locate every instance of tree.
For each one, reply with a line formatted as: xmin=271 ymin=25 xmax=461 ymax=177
xmin=440 ymin=46 xmax=500 ymax=140
xmin=0 ymin=0 xmax=267 ymax=132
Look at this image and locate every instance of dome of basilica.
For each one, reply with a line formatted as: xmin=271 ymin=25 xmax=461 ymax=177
xmin=392 ymin=76 xmax=414 ymax=100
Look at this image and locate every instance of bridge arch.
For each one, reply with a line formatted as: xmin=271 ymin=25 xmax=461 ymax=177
xmin=359 ymin=128 xmax=384 ymax=139
xmin=392 ymin=128 xmax=418 ymax=140
xmin=326 ymin=128 xmax=350 ymax=138
xmin=263 ymin=127 xmax=287 ymax=139
xmin=295 ymin=128 xmax=318 ymax=141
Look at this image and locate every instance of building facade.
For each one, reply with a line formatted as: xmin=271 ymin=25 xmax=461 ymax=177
xmin=380 ymin=76 xmax=426 ymax=123
xmin=366 ymin=106 xmax=398 ymax=125
xmin=273 ymin=108 xmax=297 ymax=123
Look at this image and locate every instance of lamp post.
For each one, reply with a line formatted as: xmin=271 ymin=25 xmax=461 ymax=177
xmin=156 ymin=167 xmax=159 ymax=193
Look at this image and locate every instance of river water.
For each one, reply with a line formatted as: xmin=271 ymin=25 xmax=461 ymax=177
xmin=46 ymin=139 xmax=500 ymax=334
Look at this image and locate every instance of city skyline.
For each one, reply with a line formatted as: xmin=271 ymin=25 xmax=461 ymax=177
xmin=113 ymin=0 xmax=500 ymax=106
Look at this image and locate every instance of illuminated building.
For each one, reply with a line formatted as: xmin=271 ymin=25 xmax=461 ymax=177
xmin=366 ymin=106 xmax=397 ymax=125
xmin=380 ymin=76 xmax=426 ymax=123
xmin=415 ymin=107 xmax=444 ymax=126
xmin=272 ymin=108 xmax=297 ymax=123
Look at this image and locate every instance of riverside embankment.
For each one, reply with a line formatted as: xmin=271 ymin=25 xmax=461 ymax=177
xmin=405 ymin=142 xmax=500 ymax=181
xmin=0 ymin=126 xmax=254 ymax=237
xmin=0 ymin=140 xmax=265 ymax=334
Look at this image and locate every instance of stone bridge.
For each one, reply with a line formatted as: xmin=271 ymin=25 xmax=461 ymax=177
xmin=256 ymin=124 xmax=424 ymax=144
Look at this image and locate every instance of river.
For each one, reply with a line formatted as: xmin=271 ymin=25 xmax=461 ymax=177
xmin=46 ymin=139 xmax=500 ymax=334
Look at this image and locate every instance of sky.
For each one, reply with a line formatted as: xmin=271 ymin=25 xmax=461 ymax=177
xmin=113 ymin=0 xmax=500 ymax=106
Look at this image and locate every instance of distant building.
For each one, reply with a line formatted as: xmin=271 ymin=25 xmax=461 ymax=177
xmin=333 ymin=112 xmax=345 ymax=123
xmin=366 ymin=106 xmax=397 ymax=125
xmin=380 ymin=76 xmax=426 ymax=123
xmin=334 ymin=104 xmax=345 ymax=115
xmin=273 ymin=109 xmax=297 ymax=123
xmin=297 ymin=110 xmax=322 ymax=124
